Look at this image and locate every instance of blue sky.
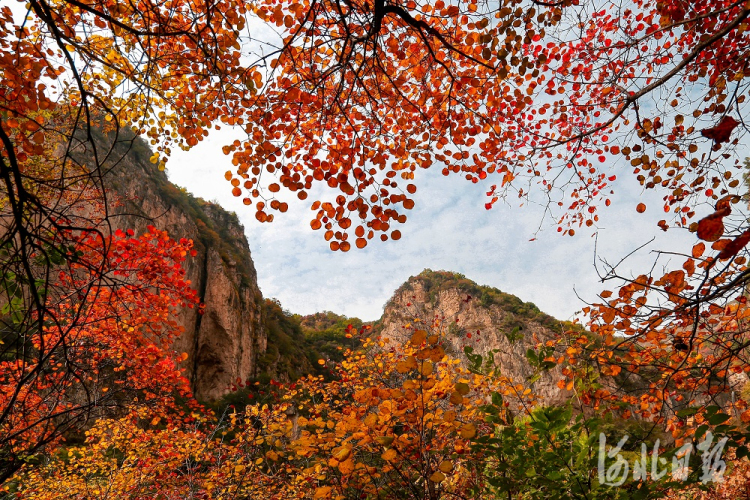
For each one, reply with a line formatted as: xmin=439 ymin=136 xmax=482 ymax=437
xmin=167 ymin=128 xmax=697 ymax=322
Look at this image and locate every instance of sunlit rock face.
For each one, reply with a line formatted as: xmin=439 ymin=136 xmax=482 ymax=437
xmin=377 ymin=270 xmax=571 ymax=406
xmin=77 ymin=130 xmax=267 ymax=401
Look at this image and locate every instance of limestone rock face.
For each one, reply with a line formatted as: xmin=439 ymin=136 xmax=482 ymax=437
xmin=377 ymin=270 xmax=570 ymax=405
xmin=91 ymin=133 xmax=266 ymax=401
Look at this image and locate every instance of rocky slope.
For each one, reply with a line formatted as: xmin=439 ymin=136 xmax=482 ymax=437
xmin=76 ymin=128 xmax=267 ymax=401
xmin=377 ymin=270 xmax=572 ymax=405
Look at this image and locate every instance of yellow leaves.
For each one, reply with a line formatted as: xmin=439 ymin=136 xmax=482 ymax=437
xmin=314 ymin=486 xmax=333 ymax=498
xmin=429 ymin=471 xmax=446 ymax=482
xmin=17 ymin=327 xmax=494 ymax=498
xmin=375 ymin=436 xmax=394 ymax=447
xmin=459 ymin=423 xmax=477 ymax=439
xmin=419 ymin=360 xmax=434 ymax=377
xmin=332 ymin=446 xmax=351 ymax=462
xmin=438 ymin=460 xmax=454 ymax=473
xmin=363 ymin=413 xmax=378 ymax=428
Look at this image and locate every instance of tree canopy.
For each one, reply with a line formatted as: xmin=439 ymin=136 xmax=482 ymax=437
xmin=5 ymin=0 xmax=748 ymax=246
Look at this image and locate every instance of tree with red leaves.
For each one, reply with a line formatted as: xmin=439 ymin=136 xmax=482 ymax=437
xmin=0 ymin=225 xmax=200 ymax=483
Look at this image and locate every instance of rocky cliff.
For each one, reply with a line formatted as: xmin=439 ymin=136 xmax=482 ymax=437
xmin=376 ymin=269 xmax=572 ymax=405
xmin=76 ymin=129 xmax=267 ymax=401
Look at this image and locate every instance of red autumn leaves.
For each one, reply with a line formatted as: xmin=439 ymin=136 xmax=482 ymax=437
xmin=696 ymin=204 xmax=731 ymax=242
xmin=701 ymin=116 xmax=740 ymax=144
xmin=695 ymin=196 xmax=750 ymax=261
xmin=693 ymin=114 xmax=745 ymax=258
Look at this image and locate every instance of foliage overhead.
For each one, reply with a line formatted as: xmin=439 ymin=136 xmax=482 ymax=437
xmin=3 ymin=0 xmax=748 ymax=247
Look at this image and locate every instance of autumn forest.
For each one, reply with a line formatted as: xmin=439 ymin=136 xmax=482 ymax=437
xmin=3 ymin=0 xmax=750 ymax=497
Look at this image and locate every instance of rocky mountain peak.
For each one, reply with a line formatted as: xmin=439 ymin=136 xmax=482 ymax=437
xmin=378 ymin=269 xmax=571 ymax=405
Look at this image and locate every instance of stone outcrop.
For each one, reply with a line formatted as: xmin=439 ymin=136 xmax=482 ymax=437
xmin=79 ymin=130 xmax=266 ymax=401
xmin=377 ymin=270 xmax=571 ymax=405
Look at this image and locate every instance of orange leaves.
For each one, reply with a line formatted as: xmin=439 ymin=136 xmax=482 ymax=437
xmin=459 ymin=422 xmax=477 ymax=439
xmin=225 ymin=327 xmax=485 ymax=498
xmin=1 ymin=224 xmax=201 ymax=471
xmin=429 ymin=470 xmax=446 ymax=483
xmin=15 ymin=319 xmax=514 ymax=499
xmin=654 ymin=270 xmax=687 ymax=299
xmin=416 ymin=346 xmax=445 ymax=363
xmin=696 ymin=206 xmax=731 ymax=242
xmin=410 ymin=329 xmax=427 ymax=345
xmin=438 ymin=460 xmax=454 ymax=473
xmin=600 ymin=306 xmax=617 ymax=324
xmin=717 ymin=229 xmax=750 ymax=260
xmin=682 ymin=258 xmax=695 ymax=276
xmin=396 ymin=356 xmax=418 ymax=373
xmin=692 ymin=242 xmax=706 ymax=258
xmin=449 ymin=391 xmax=464 ymax=404
xmin=314 ymin=486 xmax=333 ymax=498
